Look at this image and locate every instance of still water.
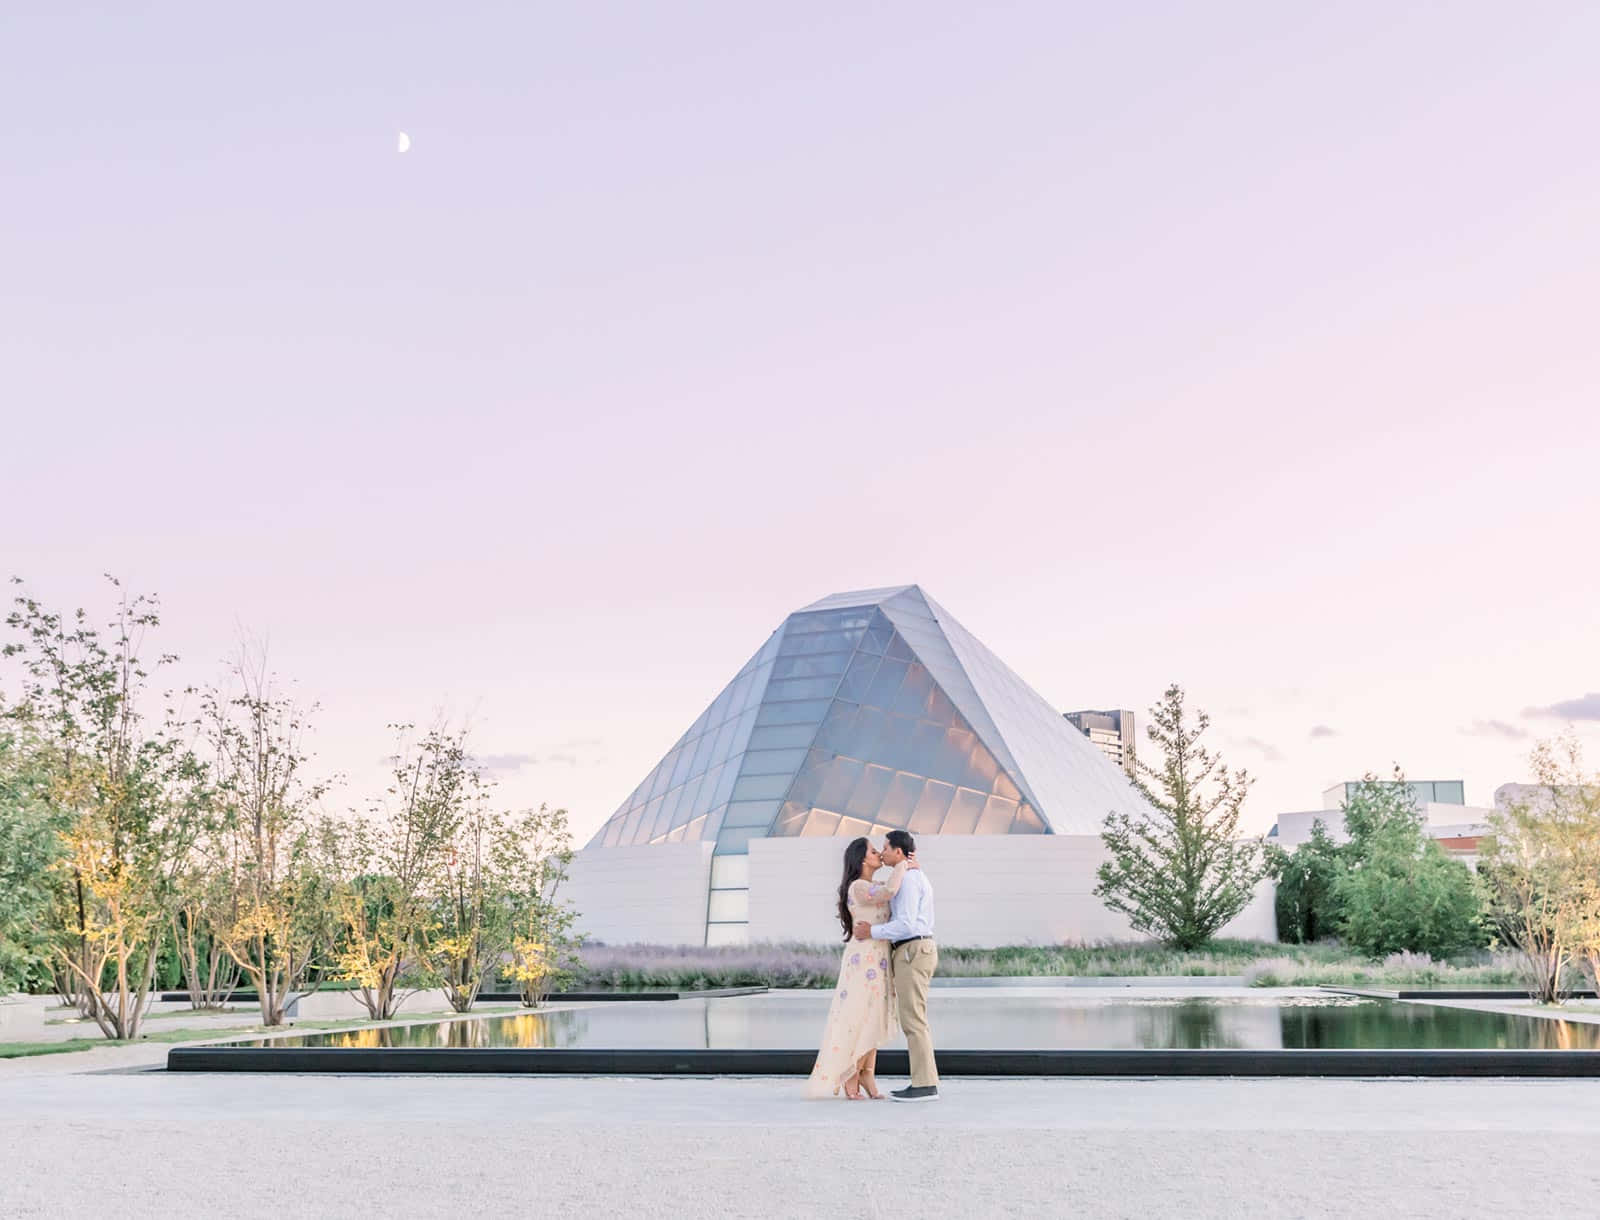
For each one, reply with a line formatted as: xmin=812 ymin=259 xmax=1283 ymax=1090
xmin=234 ymin=992 xmax=1600 ymax=1052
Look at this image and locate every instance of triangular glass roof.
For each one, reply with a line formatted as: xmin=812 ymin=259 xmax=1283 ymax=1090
xmin=587 ymin=585 xmax=1142 ymax=852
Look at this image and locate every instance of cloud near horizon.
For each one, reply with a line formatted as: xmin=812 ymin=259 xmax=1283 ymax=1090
xmin=1238 ymin=736 xmax=1285 ymax=763
xmin=474 ymin=752 xmax=538 ymax=773
xmin=1463 ymin=719 xmax=1529 ymax=740
xmin=1309 ymin=725 xmax=1338 ymax=739
xmin=1524 ymin=692 xmax=1600 ymax=721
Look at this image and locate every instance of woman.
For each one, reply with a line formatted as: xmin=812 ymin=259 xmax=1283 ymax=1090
xmin=804 ymin=837 xmax=913 ymax=1100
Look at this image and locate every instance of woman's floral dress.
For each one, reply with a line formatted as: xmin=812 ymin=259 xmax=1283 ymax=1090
xmin=804 ymin=862 xmax=906 ymax=1097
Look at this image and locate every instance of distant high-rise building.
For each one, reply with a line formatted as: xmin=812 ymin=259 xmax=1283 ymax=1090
xmin=1064 ymin=708 xmax=1136 ymax=777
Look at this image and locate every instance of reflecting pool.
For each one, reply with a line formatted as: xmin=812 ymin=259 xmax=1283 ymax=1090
xmin=229 ymin=992 xmax=1600 ymax=1052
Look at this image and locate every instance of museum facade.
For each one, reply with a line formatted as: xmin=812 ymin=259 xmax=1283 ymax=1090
xmin=564 ymin=585 xmax=1274 ymax=946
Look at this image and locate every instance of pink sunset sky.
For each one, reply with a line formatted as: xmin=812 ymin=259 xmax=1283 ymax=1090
xmin=4 ymin=3 xmax=1598 ymax=843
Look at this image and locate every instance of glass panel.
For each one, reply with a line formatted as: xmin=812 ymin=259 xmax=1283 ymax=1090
xmin=756 ymin=630 xmax=782 ymax=666
xmin=707 ymin=890 xmax=749 ymax=922
xmin=669 ymin=742 xmax=697 ymax=789
xmin=665 ymin=823 xmax=687 ymax=843
xmin=710 ymin=855 xmax=750 ymax=888
xmin=861 ymin=617 xmax=893 ymax=654
xmin=706 ymin=684 xmax=734 ymax=728
xmin=1011 ymin=803 xmax=1046 ymax=834
xmin=907 ymin=719 xmax=948 ymax=777
xmin=647 ymin=759 xmax=673 ymax=801
xmin=847 ymin=764 xmax=896 ymax=819
xmin=878 ymin=772 xmax=924 ymax=827
xmin=801 ymin=809 xmax=841 ymax=836
xmin=772 ymin=799 xmax=811 ymax=835
xmin=698 ymin=806 xmax=726 ymax=839
xmin=992 ymin=771 xmax=1021 ymax=802
xmin=687 ymin=727 xmax=717 ymax=777
xmin=894 ymin=664 xmax=935 ymax=719
xmin=866 ymin=658 xmax=909 ymax=709
xmin=772 ymin=652 xmax=851 ymax=679
xmin=712 ymin=758 xmax=740 ymax=807
xmin=710 ymin=715 xmax=741 ymax=764
xmin=731 ymin=772 xmax=792 ymax=802
xmin=656 ymin=783 xmax=687 ymax=830
xmin=766 ymin=675 xmax=841 ymax=701
xmin=965 ymin=738 xmax=1002 ymax=789
xmin=687 ymin=764 xmax=721 ymax=818
xmin=786 ymin=754 xmax=827 ymax=809
xmin=814 ymin=701 xmax=857 ymax=753
xmin=747 ymin=723 xmax=818 ymax=750
xmin=706 ymin=923 xmax=749 ymax=946
xmin=836 ymin=652 xmax=880 ymax=703
xmin=740 ymin=747 xmax=809 ymax=776
xmin=848 ymin=705 xmax=889 ymax=764
xmin=816 ymin=757 xmax=864 ymax=811
xmin=780 ymin=628 xmax=864 ymax=656
xmin=756 ymin=698 xmax=830 ymax=726
xmin=837 ymin=816 xmax=872 ymax=840
xmin=714 ymin=827 xmax=767 ymax=855
xmin=886 ymin=633 xmax=916 ymax=663
xmin=723 ymin=799 xmax=781 ymax=828
xmin=909 ymin=781 xmax=956 ymax=835
xmin=601 ymin=818 xmax=621 ymax=847
xmin=941 ymin=787 xmax=987 ymax=834
xmin=977 ymin=793 xmax=1020 ymax=834
xmin=938 ymin=725 xmax=978 ymax=778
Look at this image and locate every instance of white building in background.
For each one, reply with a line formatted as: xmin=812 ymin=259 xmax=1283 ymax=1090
xmin=564 ymin=586 xmax=1276 ymax=948
xmin=1271 ymin=778 xmax=1490 ymax=865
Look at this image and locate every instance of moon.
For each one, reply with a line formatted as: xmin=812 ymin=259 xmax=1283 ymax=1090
xmin=397 ymin=131 xmax=411 ymax=154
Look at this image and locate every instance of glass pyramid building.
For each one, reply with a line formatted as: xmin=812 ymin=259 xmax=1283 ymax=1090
xmin=589 ymin=586 xmax=1141 ymax=857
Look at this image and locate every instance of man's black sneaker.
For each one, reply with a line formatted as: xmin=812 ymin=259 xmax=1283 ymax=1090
xmin=890 ymin=1085 xmax=939 ymax=1102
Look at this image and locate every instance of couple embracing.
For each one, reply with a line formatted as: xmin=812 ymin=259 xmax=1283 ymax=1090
xmin=804 ymin=829 xmax=939 ymax=1103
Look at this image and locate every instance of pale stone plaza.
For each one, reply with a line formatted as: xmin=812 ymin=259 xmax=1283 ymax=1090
xmin=5 ymin=1060 xmax=1600 ymax=1218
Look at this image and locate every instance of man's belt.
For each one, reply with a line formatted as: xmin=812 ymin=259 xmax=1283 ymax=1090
xmin=891 ymin=935 xmax=929 ymax=951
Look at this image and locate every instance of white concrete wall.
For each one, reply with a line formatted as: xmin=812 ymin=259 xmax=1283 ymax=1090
xmin=563 ymin=841 xmax=713 ymax=945
xmin=749 ymin=834 xmax=1276 ymax=947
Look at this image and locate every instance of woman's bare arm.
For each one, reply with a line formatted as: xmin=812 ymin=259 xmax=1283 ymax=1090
xmin=860 ymin=859 xmax=909 ymax=901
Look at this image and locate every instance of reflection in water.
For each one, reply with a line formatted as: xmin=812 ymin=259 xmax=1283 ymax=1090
xmin=239 ymin=994 xmax=1600 ymax=1052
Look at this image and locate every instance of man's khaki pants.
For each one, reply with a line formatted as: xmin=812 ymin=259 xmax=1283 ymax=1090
xmin=891 ymin=938 xmax=939 ymax=1087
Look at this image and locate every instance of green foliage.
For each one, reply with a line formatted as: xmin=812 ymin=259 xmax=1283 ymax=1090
xmin=1095 ymin=685 xmax=1269 ymax=949
xmin=1331 ymin=772 xmax=1485 ymax=958
xmin=1479 ymin=735 xmax=1600 ymax=1003
xmin=2 ymin=577 xmax=210 ymax=1037
xmin=1269 ymin=821 xmax=1345 ymax=944
xmin=0 ymin=719 xmax=64 ymax=993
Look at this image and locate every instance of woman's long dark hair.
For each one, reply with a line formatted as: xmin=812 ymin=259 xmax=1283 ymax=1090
xmin=836 ymin=837 xmax=870 ymax=941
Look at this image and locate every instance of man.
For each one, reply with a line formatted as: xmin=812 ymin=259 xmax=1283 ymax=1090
xmin=853 ymin=829 xmax=938 ymax=1101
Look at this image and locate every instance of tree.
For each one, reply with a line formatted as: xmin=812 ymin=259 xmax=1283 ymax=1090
xmin=1481 ymin=735 xmax=1600 ymax=1004
xmin=199 ymin=652 xmax=337 ymax=1025
xmin=1333 ymin=771 xmax=1484 ymax=958
xmin=1095 ymin=685 xmax=1268 ymax=949
xmin=330 ymin=723 xmax=473 ymax=1020
xmin=1268 ymin=820 xmax=1345 ymax=944
xmin=0 ymin=714 xmax=64 ymax=994
xmin=3 ymin=578 xmax=206 ymax=1039
xmin=501 ymin=804 xmax=579 ymax=1008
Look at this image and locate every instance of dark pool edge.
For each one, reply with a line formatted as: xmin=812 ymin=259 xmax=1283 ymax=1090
xmin=165 ymin=1046 xmax=1600 ymax=1077
xmin=156 ymin=986 xmax=769 ymax=1005
xmin=1322 ymin=986 xmax=1600 ymax=1001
